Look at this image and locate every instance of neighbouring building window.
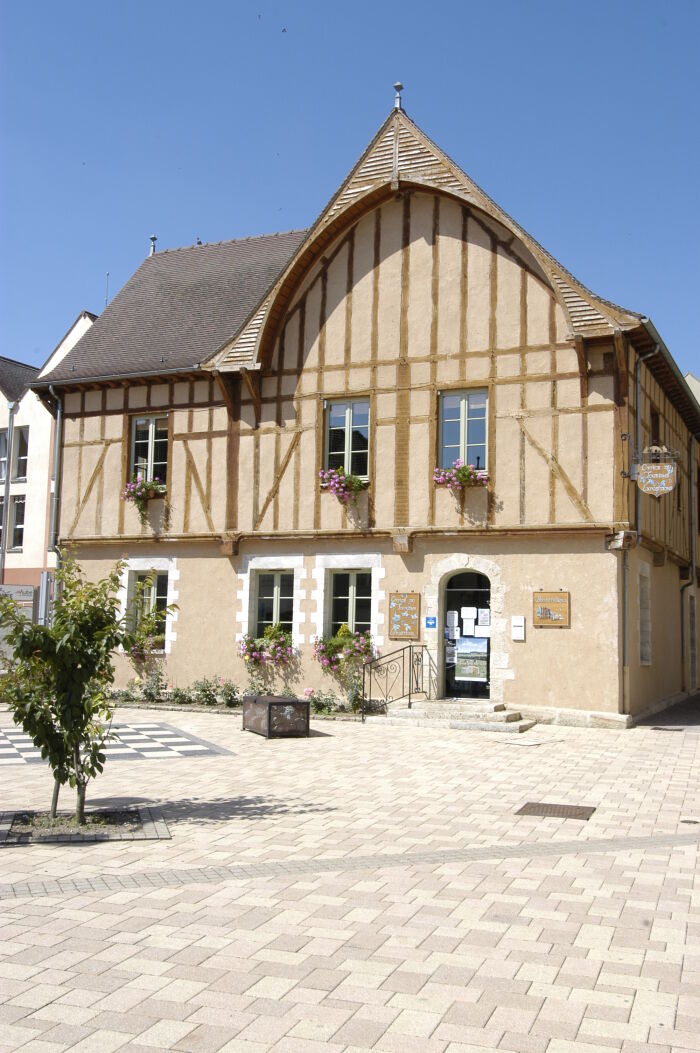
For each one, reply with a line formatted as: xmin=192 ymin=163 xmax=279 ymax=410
xmin=130 ymin=416 xmax=168 ymax=483
xmin=10 ymin=496 xmax=25 ymax=549
xmin=330 ymin=571 xmax=372 ymax=635
xmin=696 ymin=467 xmax=700 ymax=525
xmin=639 ymin=565 xmax=651 ymax=666
xmin=440 ymin=390 xmax=488 ymax=469
xmin=0 ymin=497 xmax=4 ymax=545
xmin=12 ymin=427 xmax=29 ymax=480
xmin=326 ymin=400 xmax=369 ymax=477
xmin=255 ymin=571 xmax=294 ymax=637
xmin=0 ymin=430 xmax=7 ymax=483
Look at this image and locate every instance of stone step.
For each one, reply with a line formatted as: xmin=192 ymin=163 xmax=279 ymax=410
xmin=366 ymin=714 xmax=537 ymax=734
xmin=388 ymin=700 xmax=505 ymax=714
xmin=390 ymin=704 xmax=521 ymax=722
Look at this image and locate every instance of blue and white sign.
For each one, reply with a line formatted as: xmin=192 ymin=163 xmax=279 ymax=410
xmin=425 ymin=616 xmax=437 ymax=629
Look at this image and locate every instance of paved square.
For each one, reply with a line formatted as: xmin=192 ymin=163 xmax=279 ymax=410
xmin=0 ymin=722 xmax=233 ymax=766
xmin=0 ymin=705 xmax=699 ymax=1052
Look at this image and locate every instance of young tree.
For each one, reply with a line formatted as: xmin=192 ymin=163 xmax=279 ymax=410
xmin=0 ymin=558 xmax=130 ymax=823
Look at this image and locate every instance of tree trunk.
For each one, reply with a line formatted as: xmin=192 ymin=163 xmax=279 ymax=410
xmin=50 ymin=776 xmax=60 ymax=819
xmin=73 ymin=743 xmax=86 ymax=824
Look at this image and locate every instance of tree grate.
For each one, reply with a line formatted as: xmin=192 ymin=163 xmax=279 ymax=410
xmin=516 ymin=802 xmax=596 ymax=821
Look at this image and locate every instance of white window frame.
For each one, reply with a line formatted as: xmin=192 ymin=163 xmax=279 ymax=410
xmin=12 ymin=426 xmax=29 ymax=481
xmin=130 ymin=415 xmax=168 ymax=483
xmin=133 ymin=571 xmax=169 ymax=633
xmin=0 ymin=430 xmax=7 ymax=483
xmin=328 ymin=570 xmax=373 ymax=635
xmin=10 ymin=495 xmax=25 ymax=550
xmin=639 ymin=563 xmax=651 ymax=666
xmin=325 ymin=399 xmax=370 ymax=478
xmin=439 ymin=389 xmax=488 ymax=470
xmin=254 ymin=570 xmax=295 ymax=638
xmin=117 ymin=557 xmax=179 ymax=655
xmin=237 ymin=555 xmax=307 ymax=646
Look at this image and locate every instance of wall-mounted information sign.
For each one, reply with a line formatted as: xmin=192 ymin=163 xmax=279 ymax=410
xmin=533 ymin=591 xmax=570 ymax=628
xmin=637 ymin=462 xmax=677 ymax=498
xmin=388 ymin=592 xmax=420 ymax=640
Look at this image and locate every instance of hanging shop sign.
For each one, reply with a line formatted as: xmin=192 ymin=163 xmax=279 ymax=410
xmin=637 ymin=461 xmax=677 ymax=498
xmin=533 ymin=591 xmax=570 ymax=628
xmin=388 ymin=592 xmax=420 ymax=640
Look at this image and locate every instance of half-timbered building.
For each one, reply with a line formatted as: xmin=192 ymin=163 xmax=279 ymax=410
xmin=33 ymin=101 xmax=700 ymax=725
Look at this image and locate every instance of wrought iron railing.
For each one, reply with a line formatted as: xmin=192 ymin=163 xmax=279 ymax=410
xmin=361 ymin=644 xmax=437 ymax=722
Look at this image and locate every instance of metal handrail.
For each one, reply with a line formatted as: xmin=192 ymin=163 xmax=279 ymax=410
xmin=361 ymin=643 xmax=436 ymax=722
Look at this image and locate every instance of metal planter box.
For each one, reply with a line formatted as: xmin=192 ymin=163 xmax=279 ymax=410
xmin=241 ymin=695 xmax=310 ymax=738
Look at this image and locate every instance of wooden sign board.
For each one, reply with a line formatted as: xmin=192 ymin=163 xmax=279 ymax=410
xmin=388 ymin=592 xmax=420 ymax=640
xmin=637 ymin=462 xmax=677 ymax=498
xmin=533 ymin=591 xmax=570 ymax=628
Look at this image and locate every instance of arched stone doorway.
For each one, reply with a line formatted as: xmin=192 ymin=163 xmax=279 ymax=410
xmin=444 ymin=570 xmax=491 ymax=699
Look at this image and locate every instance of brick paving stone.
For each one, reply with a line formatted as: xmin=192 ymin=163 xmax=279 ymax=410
xmin=1 ymin=709 xmax=700 ymax=1052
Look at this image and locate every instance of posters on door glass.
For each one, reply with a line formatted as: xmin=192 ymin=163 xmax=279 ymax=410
xmin=455 ymin=636 xmax=488 ymax=682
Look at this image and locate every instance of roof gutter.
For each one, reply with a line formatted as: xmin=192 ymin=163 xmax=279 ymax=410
xmin=32 ymin=362 xmax=202 ymax=392
xmin=640 ymin=317 xmax=700 ymax=418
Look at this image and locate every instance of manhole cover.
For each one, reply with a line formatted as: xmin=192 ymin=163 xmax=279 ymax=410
xmin=516 ymin=802 xmax=596 ymax=821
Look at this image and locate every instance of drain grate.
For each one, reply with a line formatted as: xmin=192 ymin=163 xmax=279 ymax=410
xmin=516 ymin=802 xmax=596 ymax=821
xmin=652 ymin=727 xmax=684 ymax=732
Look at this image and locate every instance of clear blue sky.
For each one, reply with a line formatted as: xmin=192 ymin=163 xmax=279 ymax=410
xmin=2 ymin=1 xmax=699 ymax=374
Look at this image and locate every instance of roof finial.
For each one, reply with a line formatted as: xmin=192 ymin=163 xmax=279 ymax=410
xmin=393 ymin=81 xmax=404 ymax=111
xmin=149 ymin=234 xmax=157 ymax=256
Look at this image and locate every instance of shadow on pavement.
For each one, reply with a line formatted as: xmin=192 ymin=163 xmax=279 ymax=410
xmin=636 ymin=695 xmax=700 ymax=731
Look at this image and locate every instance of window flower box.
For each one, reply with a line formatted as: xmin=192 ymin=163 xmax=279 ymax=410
xmin=319 ymin=467 xmax=369 ymax=507
xmin=122 ymin=476 xmax=167 ymax=526
xmin=433 ymin=459 xmax=488 ymax=497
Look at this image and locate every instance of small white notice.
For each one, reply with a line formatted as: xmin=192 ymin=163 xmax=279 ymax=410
xmin=474 ymin=624 xmax=491 ymax=638
xmin=462 ymin=618 xmax=475 ymax=637
xmin=511 ymin=615 xmax=525 ymax=642
xmin=448 ymin=624 xmax=460 ymax=640
xmin=460 ymin=606 xmax=477 ymax=620
xmin=478 ymin=608 xmax=490 ymax=626
xmin=446 ymin=610 xmax=459 ymax=628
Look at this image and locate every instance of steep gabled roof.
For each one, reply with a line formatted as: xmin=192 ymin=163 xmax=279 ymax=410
xmin=206 ymin=109 xmax=643 ymax=374
xmin=37 ymin=232 xmax=307 ymax=385
xmin=0 ymin=356 xmax=39 ymax=402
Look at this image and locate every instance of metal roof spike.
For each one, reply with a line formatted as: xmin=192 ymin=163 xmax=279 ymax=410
xmin=149 ymin=234 xmax=157 ymax=256
xmin=393 ymin=82 xmax=404 ymax=111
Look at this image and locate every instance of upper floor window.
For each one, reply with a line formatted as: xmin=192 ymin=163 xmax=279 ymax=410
xmin=12 ymin=427 xmax=29 ymax=480
xmin=255 ymin=571 xmax=294 ymax=638
xmin=0 ymin=431 xmax=7 ymax=483
xmin=326 ymin=400 xmax=369 ymax=478
xmin=330 ymin=571 xmax=372 ymax=635
xmin=131 ymin=416 xmax=168 ymax=483
xmin=440 ymin=390 xmax=487 ymax=470
xmin=650 ymin=405 xmax=661 ymax=447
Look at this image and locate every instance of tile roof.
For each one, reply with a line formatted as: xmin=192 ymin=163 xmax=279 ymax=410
xmin=38 ymin=231 xmax=307 ymax=385
xmin=0 ymin=356 xmax=40 ymax=402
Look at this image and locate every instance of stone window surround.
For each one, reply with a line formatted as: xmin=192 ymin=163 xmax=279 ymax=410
xmin=117 ymin=556 xmax=180 ymax=655
xmin=311 ymin=553 xmax=385 ymax=646
xmin=236 ymin=554 xmax=307 ymax=646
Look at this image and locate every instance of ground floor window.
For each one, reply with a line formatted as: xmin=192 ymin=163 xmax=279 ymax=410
xmin=639 ymin=565 xmax=651 ymax=665
xmin=10 ymin=496 xmax=25 ymax=550
xmin=133 ymin=571 xmax=168 ymax=647
xmin=255 ymin=571 xmax=294 ymax=637
xmin=330 ymin=571 xmax=372 ymax=635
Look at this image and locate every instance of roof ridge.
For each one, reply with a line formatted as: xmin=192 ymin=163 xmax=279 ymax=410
xmin=0 ymin=355 xmax=39 ymax=372
xmin=153 ymin=229 xmax=310 ymax=257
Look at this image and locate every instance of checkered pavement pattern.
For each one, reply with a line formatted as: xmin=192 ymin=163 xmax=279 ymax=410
xmin=0 ymin=722 xmax=232 ymax=766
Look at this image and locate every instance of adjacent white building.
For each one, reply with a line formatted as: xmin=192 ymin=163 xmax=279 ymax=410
xmin=0 ymin=311 xmax=95 ymax=585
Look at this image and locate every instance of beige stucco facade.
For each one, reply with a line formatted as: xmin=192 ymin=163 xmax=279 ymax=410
xmin=42 ymin=110 xmax=699 ymax=724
